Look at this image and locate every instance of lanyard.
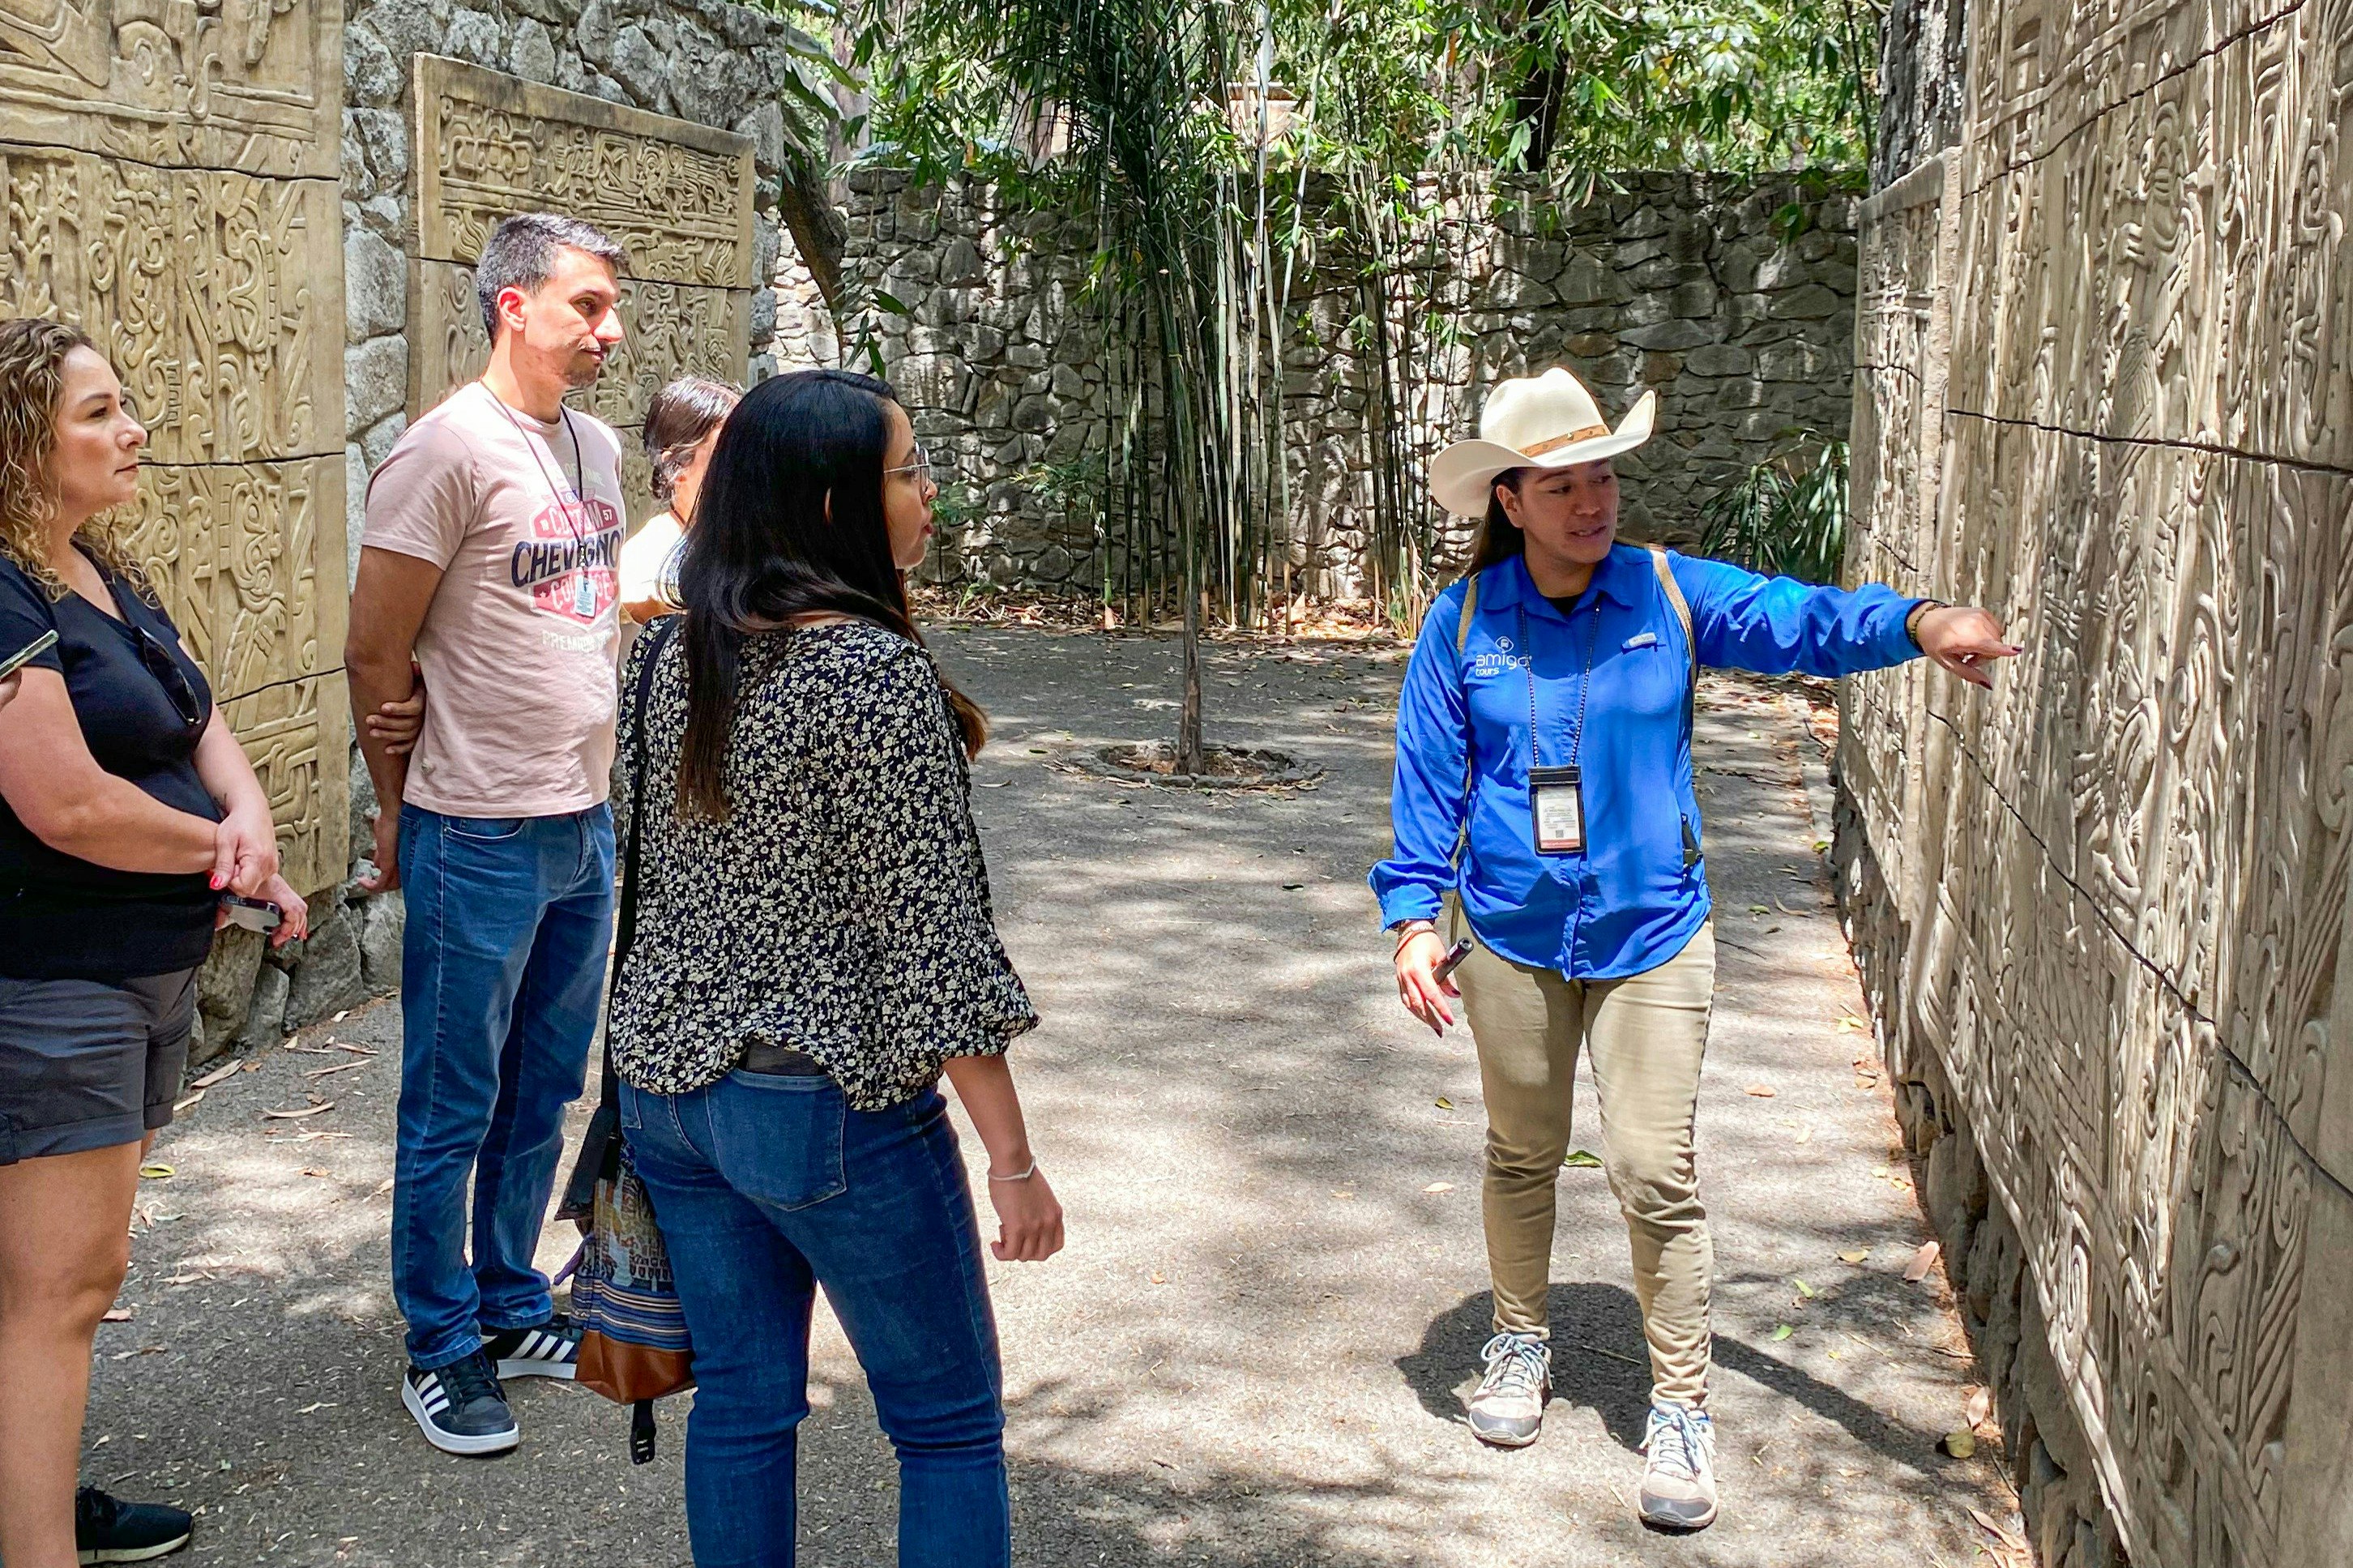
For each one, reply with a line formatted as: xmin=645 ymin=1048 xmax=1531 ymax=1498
xmin=485 ymin=384 xmax=588 ymax=544
xmin=1518 ymin=600 xmax=1599 ymax=769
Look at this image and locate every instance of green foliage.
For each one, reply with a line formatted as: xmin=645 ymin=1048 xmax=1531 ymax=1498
xmin=1697 ymin=436 xmax=1850 ymax=585
xmin=856 ymin=0 xmax=1882 ymax=185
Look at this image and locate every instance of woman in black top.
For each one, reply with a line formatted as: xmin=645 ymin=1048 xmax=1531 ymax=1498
xmin=0 ymin=319 xmax=310 ymax=1568
xmin=610 ymin=370 xmax=1060 ymax=1568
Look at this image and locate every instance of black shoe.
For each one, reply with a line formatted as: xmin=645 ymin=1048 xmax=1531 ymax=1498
xmin=484 ymin=1312 xmax=583 ymax=1381
xmin=75 ymin=1486 xmax=192 ymax=1563
xmin=402 ymin=1350 xmax=519 ymax=1455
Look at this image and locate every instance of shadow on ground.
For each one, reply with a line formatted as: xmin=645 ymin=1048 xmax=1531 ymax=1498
xmin=88 ymin=629 xmax=2018 ymax=1568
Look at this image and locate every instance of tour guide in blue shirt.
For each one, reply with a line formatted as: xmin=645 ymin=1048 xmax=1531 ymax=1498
xmin=1371 ymin=367 xmax=2016 ymax=1534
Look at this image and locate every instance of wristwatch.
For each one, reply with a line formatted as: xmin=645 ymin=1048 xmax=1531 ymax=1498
xmin=1905 ymin=599 xmax=1947 ymax=650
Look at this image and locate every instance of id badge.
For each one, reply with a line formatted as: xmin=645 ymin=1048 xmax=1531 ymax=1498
xmin=1529 ymin=765 xmax=1585 ymax=855
xmin=574 ymin=570 xmax=598 ymax=618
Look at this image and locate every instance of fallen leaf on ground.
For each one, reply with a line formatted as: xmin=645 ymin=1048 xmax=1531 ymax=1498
xmin=101 ymin=1307 xmax=135 ymax=1322
xmin=1147 ymin=1270 xmax=1167 ymax=1285
xmin=138 ymin=1164 xmax=173 ymax=1180
xmin=1838 ymin=1248 xmax=1871 ymax=1263
xmin=302 ymin=1168 xmax=332 ymax=1177
xmin=263 ymin=1104 xmax=334 ymax=1120
xmin=1433 ymin=1096 xmax=1454 ymax=1109
xmin=1770 ymin=1324 xmax=1794 ymax=1342
xmin=1564 ymin=1148 xmax=1603 ymax=1168
xmin=190 ymin=1060 xmax=245 ymax=1089
xmin=171 ymin=1091 xmax=204 ymax=1113
xmin=1795 ymin=1125 xmax=1813 ymax=1144
xmin=1744 ymin=1084 xmax=1777 ymax=1098
xmin=1791 ymin=1277 xmax=1817 ymax=1298
xmin=1749 ymin=904 xmax=1770 ymax=914
xmin=330 ymin=1043 xmax=376 ymax=1056
xmin=1837 ymin=1015 xmax=1868 ymax=1032
xmin=1966 ymin=1386 xmax=1993 ymax=1429
xmin=1941 ymin=1429 xmax=1977 ymax=1459
xmin=369 ymin=1179 xmax=394 ymax=1197
xmin=1904 ymin=1240 xmax=1941 ymax=1282
xmin=1422 ymin=1181 xmax=1454 ymax=1194
xmin=302 ymin=1059 xmax=369 ymax=1079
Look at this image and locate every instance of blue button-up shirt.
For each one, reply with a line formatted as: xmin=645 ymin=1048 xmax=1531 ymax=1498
xmin=1371 ymin=545 xmax=1924 ymax=978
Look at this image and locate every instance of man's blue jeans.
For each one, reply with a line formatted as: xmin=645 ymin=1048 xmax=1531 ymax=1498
xmin=392 ymin=804 xmax=614 ymax=1369
xmin=620 ymin=1072 xmax=1010 ymax=1568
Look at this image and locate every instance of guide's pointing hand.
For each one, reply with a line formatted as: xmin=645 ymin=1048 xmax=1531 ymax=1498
xmin=1915 ymin=606 xmax=2021 ymax=690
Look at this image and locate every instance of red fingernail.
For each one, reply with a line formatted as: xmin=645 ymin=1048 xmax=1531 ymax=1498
xmin=210 ymin=874 xmax=224 ymax=889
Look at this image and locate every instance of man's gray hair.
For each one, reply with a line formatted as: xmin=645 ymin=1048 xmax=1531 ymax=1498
xmin=475 ymin=213 xmax=629 ymax=341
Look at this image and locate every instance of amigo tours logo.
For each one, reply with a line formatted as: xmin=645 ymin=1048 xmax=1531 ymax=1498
xmin=1469 ymin=634 xmax=1531 ymax=680
xmin=510 ymin=497 xmax=624 ymax=626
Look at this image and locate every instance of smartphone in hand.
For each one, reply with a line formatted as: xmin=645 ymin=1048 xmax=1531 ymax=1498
xmin=219 ymin=893 xmax=283 ymax=934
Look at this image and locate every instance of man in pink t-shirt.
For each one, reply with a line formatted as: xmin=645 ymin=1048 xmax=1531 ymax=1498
xmin=346 ymin=213 xmax=629 ymax=1457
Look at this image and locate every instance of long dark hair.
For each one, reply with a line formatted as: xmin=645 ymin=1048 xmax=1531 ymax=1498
xmin=673 ymin=368 xmax=988 ymax=818
xmin=1466 ymin=467 xmax=1530 ymax=575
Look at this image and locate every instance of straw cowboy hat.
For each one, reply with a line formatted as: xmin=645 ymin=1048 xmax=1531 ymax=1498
xmin=1428 ymin=368 xmax=1656 ymax=517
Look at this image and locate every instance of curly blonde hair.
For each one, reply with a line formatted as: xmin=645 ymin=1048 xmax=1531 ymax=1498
xmin=0 ymin=318 xmax=148 ymax=599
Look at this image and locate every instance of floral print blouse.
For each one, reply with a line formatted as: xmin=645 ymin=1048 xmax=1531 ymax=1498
xmin=609 ymin=620 xmax=1037 ymax=1108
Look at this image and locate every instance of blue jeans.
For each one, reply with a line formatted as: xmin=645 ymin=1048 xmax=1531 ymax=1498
xmin=621 ymin=1073 xmax=1009 ymax=1568
xmin=392 ymin=804 xmax=615 ymax=1369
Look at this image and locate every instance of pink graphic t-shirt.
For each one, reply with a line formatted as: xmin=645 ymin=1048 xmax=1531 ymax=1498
xmin=364 ymin=382 xmax=627 ymax=818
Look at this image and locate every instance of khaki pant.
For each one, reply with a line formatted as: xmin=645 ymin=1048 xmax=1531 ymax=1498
xmin=1450 ymin=908 xmax=1716 ymax=1408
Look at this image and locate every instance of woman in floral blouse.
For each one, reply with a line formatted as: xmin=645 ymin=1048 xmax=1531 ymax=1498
xmin=610 ymin=368 xmax=1061 ymax=1568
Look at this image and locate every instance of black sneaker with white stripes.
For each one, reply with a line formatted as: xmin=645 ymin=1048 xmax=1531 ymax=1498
xmin=484 ymin=1313 xmax=583 ymax=1381
xmin=75 ymin=1486 xmax=191 ymax=1562
xmin=402 ymin=1350 xmax=519 ymax=1455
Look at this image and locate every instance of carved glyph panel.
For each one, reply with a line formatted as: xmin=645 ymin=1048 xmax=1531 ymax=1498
xmin=1842 ymin=0 xmax=2353 ymax=1562
xmin=0 ymin=148 xmax=344 ymax=465
xmin=123 ymin=459 xmax=351 ymax=893
xmin=0 ymin=0 xmax=341 ymax=177
xmin=0 ymin=0 xmax=346 ymax=891
xmin=411 ymin=55 xmax=757 ymax=289
xmin=405 ymin=62 xmax=756 ymax=523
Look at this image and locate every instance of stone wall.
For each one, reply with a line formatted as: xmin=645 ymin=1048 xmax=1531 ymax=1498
xmin=182 ymin=0 xmax=818 ymax=1062
xmin=1837 ymin=0 xmax=2353 ymax=1564
xmin=775 ymin=169 xmax=1862 ymax=598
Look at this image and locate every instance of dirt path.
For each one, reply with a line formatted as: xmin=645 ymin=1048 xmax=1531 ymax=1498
xmin=88 ymin=626 xmax=2018 ymax=1566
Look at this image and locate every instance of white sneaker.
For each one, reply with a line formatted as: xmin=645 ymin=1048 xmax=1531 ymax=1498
xmin=1638 ymin=1403 xmax=1718 ymax=1530
xmin=1466 ymin=1331 xmax=1551 ymax=1447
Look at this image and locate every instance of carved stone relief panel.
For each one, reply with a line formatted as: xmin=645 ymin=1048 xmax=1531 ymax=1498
xmin=0 ymin=150 xmax=344 ymax=466
xmin=0 ymin=0 xmax=341 ymax=176
xmin=405 ymin=57 xmax=757 ymax=523
xmin=0 ymin=0 xmax=347 ymax=894
xmin=1846 ymin=0 xmax=2353 ymax=1562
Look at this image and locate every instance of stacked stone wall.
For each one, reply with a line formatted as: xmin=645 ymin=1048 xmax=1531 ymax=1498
xmin=1838 ymin=0 xmax=2353 ymax=1563
xmin=775 ymin=169 xmax=1864 ymax=597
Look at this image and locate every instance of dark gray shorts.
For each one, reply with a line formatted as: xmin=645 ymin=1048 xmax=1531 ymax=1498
xmin=0 ymin=968 xmax=197 ymax=1165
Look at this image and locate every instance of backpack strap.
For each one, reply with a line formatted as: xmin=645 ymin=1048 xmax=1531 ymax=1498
xmin=1448 ymin=571 xmax=1482 ymax=869
xmin=1647 ymin=546 xmax=1703 ymax=869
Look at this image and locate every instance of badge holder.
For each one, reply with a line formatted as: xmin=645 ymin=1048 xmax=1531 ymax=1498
xmin=1529 ymin=765 xmax=1585 ymax=855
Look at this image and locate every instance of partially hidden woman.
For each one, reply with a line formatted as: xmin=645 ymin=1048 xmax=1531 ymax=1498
xmin=619 ymin=375 xmax=741 ymax=626
xmin=609 ymin=367 xmax=1061 ymax=1568
xmin=1370 ymin=367 xmax=2017 ymax=1533
xmin=0 ymin=319 xmax=312 ymax=1567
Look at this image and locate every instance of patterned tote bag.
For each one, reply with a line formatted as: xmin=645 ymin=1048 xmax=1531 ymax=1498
xmin=559 ymin=616 xmax=692 ymax=1462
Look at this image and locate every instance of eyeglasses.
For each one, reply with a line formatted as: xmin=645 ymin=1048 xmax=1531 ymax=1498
xmin=883 ymin=445 xmax=934 ymax=486
xmin=134 ymin=626 xmax=205 ymax=730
